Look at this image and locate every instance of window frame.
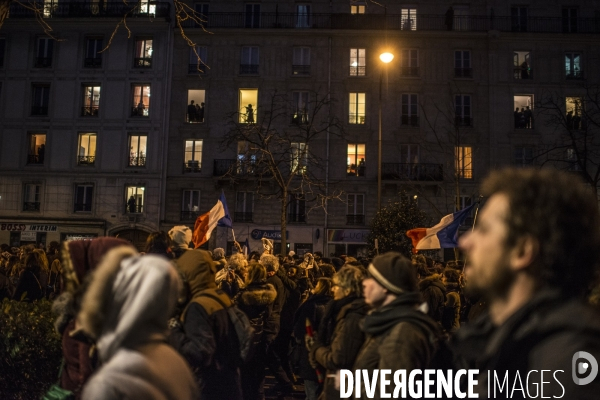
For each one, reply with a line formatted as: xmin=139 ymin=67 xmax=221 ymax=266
xmin=346 ymin=193 xmax=365 ymax=225
xmin=131 ymin=84 xmax=151 ymax=117
xmin=349 ymin=48 xmax=366 ymax=77
xmin=82 ymin=84 xmax=101 ymax=116
xmin=565 ymin=52 xmax=583 ymax=80
xmin=181 ymin=189 xmax=201 ymax=220
xmin=400 ymin=49 xmax=419 ymax=77
xmin=455 ymin=146 xmax=473 ymax=179
xmin=128 ymin=134 xmax=147 ymax=167
xmin=291 ymin=142 xmax=308 ymax=174
xmin=348 ymin=92 xmax=366 ymax=124
xmin=125 ymin=186 xmax=145 ymax=214
xmin=347 ymin=143 xmax=366 ymax=177
xmin=288 ymin=193 xmax=306 ymax=223
xmin=23 ymin=183 xmax=42 ymax=212
xmin=514 ymin=146 xmax=534 ymax=168
xmin=292 ymin=91 xmax=309 ymax=124
xmin=35 ymin=37 xmax=53 ymax=68
xmin=292 ymin=47 xmax=310 ymax=75
xmin=74 ymin=184 xmax=94 ymax=212
xmin=401 ymin=8 xmax=417 ymax=30
xmin=240 ymin=46 xmax=259 ymax=74
xmin=296 ymin=4 xmax=311 ymax=28
xmin=31 ymin=84 xmax=50 ymax=116
xmin=235 ymin=191 xmax=254 ymax=222
xmin=134 ymin=38 xmax=153 ymax=68
xmin=189 ymin=46 xmax=208 ymax=74
xmin=239 ymin=89 xmax=258 ymax=124
xmin=84 ymin=37 xmax=103 ymax=68
xmin=77 ymin=132 xmax=97 ymax=165
xmin=455 ymin=94 xmax=472 ymax=126
xmin=401 ymin=93 xmax=419 ymax=126
xmin=454 ymin=50 xmax=472 ymax=78
xmin=184 ymin=139 xmax=203 ymax=172
xmin=27 ymin=133 xmax=46 ymax=165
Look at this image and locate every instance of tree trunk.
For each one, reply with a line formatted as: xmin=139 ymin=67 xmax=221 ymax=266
xmin=0 ymin=0 xmax=12 ymax=29
xmin=280 ymin=189 xmax=287 ymax=256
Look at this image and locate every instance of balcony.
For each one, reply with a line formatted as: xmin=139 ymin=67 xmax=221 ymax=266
xmin=9 ymin=1 xmax=171 ymax=19
xmin=180 ymin=211 xmax=200 ymax=221
xmin=23 ymin=202 xmax=41 ymax=211
xmin=213 ymin=159 xmax=236 ymax=176
xmin=347 ymin=163 xmax=366 ymax=177
xmin=288 ymin=214 xmax=306 ymax=223
xmin=126 ymin=204 xmax=143 ymax=213
xmin=74 ymin=203 xmax=92 ymax=212
xmin=34 ymin=57 xmax=52 ymax=68
xmin=31 ymin=106 xmax=48 ymax=116
xmin=381 ymin=163 xmax=443 ymax=181
xmin=134 ymin=57 xmax=152 ymax=68
xmin=129 ymin=156 xmax=146 ymax=167
xmin=513 ymin=67 xmax=533 ymax=80
xmin=400 ymin=66 xmax=419 ymax=77
xmin=401 ymin=115 xmax=419 ymax=127
xmin=27 ymin=154 xmax=44 ymax=164
xmin=346 ymin=214 xmax=365 ymax=225
xmin=349 ymin=66 xmax=366 ymax=76
xmin=78 ymin=156 xmax=95 ymax=165
xmin=240 ymin=64 xmax=259 ymax=75
xmin=292 ymin=65 xmax=311 ymax=75
xmin=234 ymin=212 xmax=253 ymax=222
xmin=455 ymin=68 xmax=472 ymax=78
xmin=84 ymin=57 xmax=102 ymax=68
xmin=82 ymin=106 xmax=99 ymax=116
xmin=184 ymin=160 xmax=201 ymax=173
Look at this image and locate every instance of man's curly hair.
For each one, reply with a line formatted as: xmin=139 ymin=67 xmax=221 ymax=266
xmin=482 ymin=167 xmax=600 ymax=297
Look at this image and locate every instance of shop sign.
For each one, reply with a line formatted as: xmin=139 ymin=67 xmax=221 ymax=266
xmin=20 ymin=231 xmax=37 ymax=241
xmin=327 ymin=229 xmax=370 ymax=243
xmin=251 ymin=229 xmax=290 ymax=240
xmin=64 ymin=234 xmax=98 ymax=241
xmin=0 ymin=223 xmax=58 ymax=232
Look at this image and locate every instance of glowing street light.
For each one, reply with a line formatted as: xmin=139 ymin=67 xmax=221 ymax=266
xmin=379 ymin=52 xmax=394 ymax=64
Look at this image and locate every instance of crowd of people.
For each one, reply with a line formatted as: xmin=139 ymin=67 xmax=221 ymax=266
xmin=1 ymin=167 xmax=600 ymax=399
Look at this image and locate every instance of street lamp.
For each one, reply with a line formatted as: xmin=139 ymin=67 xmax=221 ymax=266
xmin=378 ymin=52 xmax=394 ymax=211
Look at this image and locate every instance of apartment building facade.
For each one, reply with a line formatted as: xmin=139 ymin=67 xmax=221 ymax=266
xmin=0 ymin=2 xmax=172 ymax=248
xmin=163 ymin=0 xmax=599 ymax=258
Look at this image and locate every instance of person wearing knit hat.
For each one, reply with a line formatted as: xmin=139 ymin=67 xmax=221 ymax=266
xmin=168 ymin=225 xmax=193 ymax=258
xmin=351 ymin=251 xmax=441 ymax=399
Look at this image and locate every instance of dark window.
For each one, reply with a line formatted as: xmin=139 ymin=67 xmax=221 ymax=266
xmin=74 ymin=185 xmax=93 ymax=212
xmin=0 ymin=38 xmax=5 ymax=68
xmin=189 ymin=46 xmax=208 ymax=74
xmin=288 ymin=194 xmax=306 ymax=223
xmin=240 ymin=46 xmax=259 ymax=74
xmin=347 ymin=194 xmax=365 ymax=225
xmin=32 ymin=85 xmax=50 ymax=116
xmin=455 ymin=95 xmax=472 ymax=126
xmin=245 ymin=4 xmax=260 ymax=28
xmin=296 ymin=4 xmax=311 ymax=28
xmin=562 ymin=8 xmax=578 ymax=33
xmin=292 ymin=91 xmax=309 ymax=124
xmin=194 ymin=3 xmax=209 ymax=28
xmin=514 ymin=147 xmax=533 ymax=167
xmin=401 ymin=94 xmax=419 ymax=126
xmin=23 ymin=184 xmax=41 ymax=211
xmin=511 ymin=7 xmax=528 ymax=32
xmin=35 ymin=37 xmax=53 ymax=68
xmin=84 ymin=38 xmax=103 ymax=68
xmin=235 ymin=192 xmax=254 ymax=222
xmin=455 ymin=50 xmax=472 ymax=78
xmin=181 ymin=190 xmax=200 ymax=220
xmin=293 ymin=47 xmax=310 ymax=75
xmin=401 ymin=49 xmax=419 ymax=77
xmin=565 ymin=53 xmax=583 ymax=79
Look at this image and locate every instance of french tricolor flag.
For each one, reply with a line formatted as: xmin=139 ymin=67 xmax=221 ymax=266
xmin=406 ymin=203 xmax=476 ymax=253
xmin=192 ymin=192 xmax=232 ymax=248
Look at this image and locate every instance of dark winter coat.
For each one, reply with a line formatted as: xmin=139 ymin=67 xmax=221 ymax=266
xmin=13 ymin=269 xmax=43 ymax=301
xmin=292 ymin=293 xmax=332 ymax=380
xmin=277 ymin=267 xmax=301 ymax=329
xmin=169 ymin=250 xmax=242 ymax=400
xmin=266 ymin=273 xmax=285 ymax=335
xmin=235 ymin=282 xmax=278 ymax=346
xmin=352 ymin=292 xmax=441 ymax=400
xmin=452 ymin=289 xmax=600 ymax=399
xmin=312 ymin=297 xmax=369 ymax=399
xmin=419 ymin=274 xmax=446 ymax=323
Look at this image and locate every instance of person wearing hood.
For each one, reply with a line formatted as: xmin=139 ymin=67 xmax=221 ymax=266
xmin=168 ymin=249 xmax=243 ymax=399
xmin=78 ymin=246 xmax=197 ymax=400
xmin=307 ymin=266 xmax=369 ymax=400
xmin=234 ymin=262 xmax=277 ymax=400
xmin=212 ymin=247 xmax=227 ymax=271
xmin=168 ymin=225 xmax=193 ymax=259
xmin=352 ymin=252 xmax=441 ymax=400
xmin=418 ymin=270 xmax=446 ymax=324
xmin=52 ymin=237 xmax=133 ymax=399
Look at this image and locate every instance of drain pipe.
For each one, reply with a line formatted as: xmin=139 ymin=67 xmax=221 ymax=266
xmin=324 ymin=35 xmax=332 ymax=255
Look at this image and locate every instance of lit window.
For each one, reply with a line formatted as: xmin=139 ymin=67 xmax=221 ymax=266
xmin=134 ymin=38 xmax=153 ymax=68
xmin=513 ymin=95 xmax=533 ymax=129
xmin=132 ymin=85 xmax=150 ymax=116
xmin=187 ymin=89 xmax=206 ymax=123
xmin=566 ymin=97 xmax=584 ymax=130
xmin=455 ymin=146 xmax=472 ymax=179
xmin=349 ymin=48 xmax=366 ymax=76
xmin=126 ymin=186 xmax=145 ymax=213
xmin=184 ymin=140 xmax=203 ymax=172
xmin=291 ymin=142 xmax=308 ymax=174
xmin=292 ymin=91 xmax=309 ymax=124
xmin=350 ymin=3 xmax=366 ymax=14
xmin=82 ymin=85 xmax=100 ymax=116
xmin=74 ymin=184 xmax=93 ymax=212
xmin=513 ymin=51 xmax=532 ymax=79
xmin=237 ymin=141 xmax=256 ymax=175
xmin=27 ymin=133 xmax=46 ymax=165
xmin=129 ymin=135 xmax=147 ymax=167
xmin=181 ymin=190 xmax=201 ymax=220
xmin=239 ymin=89 xmax=258 ymax=123
xmin=78 ymin=133 xmax=96 ymax=165
xmin=349 ymin=93 xmax=365 ymax=124
xmin=401 ymin=8 xmax=417 ymax=30
xmin=347 ymin=144 xmax=366 ymax=177
xmin=565 ymin=53 xmax=582 ymax=79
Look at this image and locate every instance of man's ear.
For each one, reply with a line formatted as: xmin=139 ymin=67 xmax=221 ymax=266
xmin=510 ymin=235 xmax=539 ymax=271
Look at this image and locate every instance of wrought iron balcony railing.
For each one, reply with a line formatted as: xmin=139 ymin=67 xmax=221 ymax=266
xmin=240 ymin=64 xmax=259 ymax=74
xmin=74 ymin=203 xmax=92 ymax=212
xmin=9 ymin=1 xmax=171 ymax=19
xmin=455 ymin=67 xmax=473 ymax=78
xmin=27 ymin=154 xmax=44 ymax=164
xmin=78 ymin=155 xmax=95 ymax=165
xmin=34 ymin=57 xmax=52 ymax=68
xmin=381 ymin=163 xmax=443 ymax=181
xmin=292 ymin=65 xmax=310 ymax=75
xmin=184 ymin=160 xmax=201 ymax=173
xmin=401 ymin=115 xmax=419 ymax=127
xmin=31 ymin=106 xmax=49 ymax=116
xmin=82 ymin=106 xmax=99 ymax=116
xmin=134 ymin=57 xmax=152 ymax=68
xmin=346 ymin=214 xmax=365 ymax=225
xmin=129 ymin=156 xmax=146 ymax=167
xmin=23 ymin=202 xmax=41 ymax=211
xmin=84 ymin=57 xmax=102 ymax=68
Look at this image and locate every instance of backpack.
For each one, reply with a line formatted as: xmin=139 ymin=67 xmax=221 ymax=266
xmin=191 ymin=292 xmax=256 ymax=364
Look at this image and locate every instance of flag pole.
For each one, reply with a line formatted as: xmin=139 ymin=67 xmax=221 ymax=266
xmin=231 ymin=227 xmax=242 ymax=253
